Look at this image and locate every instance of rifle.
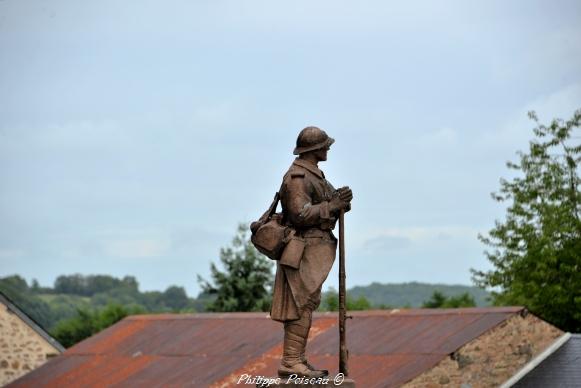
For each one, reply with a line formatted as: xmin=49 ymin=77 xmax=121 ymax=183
xmin=339 ymin=209 xmax=349 ymax=376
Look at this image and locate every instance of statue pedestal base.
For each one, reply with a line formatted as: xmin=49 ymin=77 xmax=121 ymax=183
xmin=256 ymin=376 xmax=355 ymax=388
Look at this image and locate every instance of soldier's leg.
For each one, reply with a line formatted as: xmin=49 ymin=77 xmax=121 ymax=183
xmin=279 ymin=295 xmax=326 ymax=378
xmin=281 ymin=310 xmax=310 ymax=368
xmin=300 ymin=289 xmax=328 ymax=375
xmin=279 ymin=316 xmax=320 ymax=377
xmin=298 ymin=305 xmax=313 ymax=364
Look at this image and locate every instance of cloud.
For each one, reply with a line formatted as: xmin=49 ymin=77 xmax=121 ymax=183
xmin=484 ymin=83 xmax=581 ymax=147
xmin=363 ymin=235 xmax=411 ymax=252
xmin=524 ymin=83 xmax=581 ymax=123
xmin=104 ymin=239 xmax=169 ymax=259
xmin=0 ymin=249 xmax=25 ymax=259
xmin=90 ymin=227 xmax=172 ymax=259
xmin=1 ymin=0 xmax=580 ymax=295
xmin=362 ymin=226 xmax=479 ymax=248
xmin=418 ymin=127 xmax=458 ymax=148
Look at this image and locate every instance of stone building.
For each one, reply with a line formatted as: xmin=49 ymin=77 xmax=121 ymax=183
xmin=503 ymin=333 xmax=581 ymax=387
xmin=0 ymin=291 xmax=64 ymax=386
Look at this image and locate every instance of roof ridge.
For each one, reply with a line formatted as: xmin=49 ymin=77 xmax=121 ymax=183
xmin=122 ymin=307 xmax=525 ymax=321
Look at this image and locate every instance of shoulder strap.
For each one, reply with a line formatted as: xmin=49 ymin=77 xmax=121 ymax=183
xmin=259 ymin=192 xmax=279 ymax=222
xmin=258 ymin=181 xmax=284 ymax=223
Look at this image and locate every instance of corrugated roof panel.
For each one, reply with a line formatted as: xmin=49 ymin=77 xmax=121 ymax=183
xmin=117 ymin=356 xmax=246 ymax=388
xmin=70 ymin=316 xmax=282 ymax=358
xmin=299 ymin=354 xmax=444 ymax=388
xmin=8 ymin=308 xmax=528 ymax=387
xmin=433 ymin=312 xmax=514 ymax=354
xmin=309 ymin=313 xmax=493 ymax=355
xmin=392 ymin=314 xmax=483 ymax=354
xmin=67 ymin=319 xmax=150 ymax=355
xmin=8 ymin=355 xmax=93 ymax=387
xmin=52 ymin=355 xmax=155 ymax=388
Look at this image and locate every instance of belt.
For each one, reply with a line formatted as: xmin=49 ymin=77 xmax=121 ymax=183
xmin=294 ymin=228 xmax=334 ymax=239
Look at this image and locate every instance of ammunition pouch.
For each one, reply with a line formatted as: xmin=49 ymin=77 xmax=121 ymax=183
xmin=279 ymin=233 xmax=306 ymax=269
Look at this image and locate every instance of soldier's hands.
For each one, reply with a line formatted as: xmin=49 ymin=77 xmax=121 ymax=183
xmin=337 ymin=186 xmax=353 ymax=202
xmin=329 ymin=196 xmax=349 ymax=213
xmin=329 ymin=186 xmax=353 ymax=214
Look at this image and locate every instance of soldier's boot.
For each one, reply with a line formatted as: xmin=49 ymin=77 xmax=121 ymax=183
xmin=278 ymin=311 xmax=326 ymax=378
xmin=299 ymin=308 xmax=328 ymax=376
xmin=300 ymin=354 xmax=328 ymax=377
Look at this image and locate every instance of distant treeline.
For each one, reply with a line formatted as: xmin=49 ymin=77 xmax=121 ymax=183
xmin=348 ymin=281 xmax=490 ymax=307
xmin=0 ymin=274 xmax=486 ymax=348
xmin=0 ymin=274 xmax=209 ymax=333
xmin=1 ymin=274 xmax=490 ymax=333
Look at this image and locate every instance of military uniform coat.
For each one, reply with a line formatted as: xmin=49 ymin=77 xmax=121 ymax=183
xmin=270 ymin=158 xmax=338 ymax=322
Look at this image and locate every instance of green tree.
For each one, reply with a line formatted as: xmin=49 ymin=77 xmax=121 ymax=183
xmin=51 ymin=308 xmax=95 ymax=348
xmin=0 ymin=275 xmax=56 ymax=329
xmin=445 ymin=293 xmax=477 ymax=308
xmin=472 ymin=109 xmax=581 ymax=332
xmin=54 ymin=274 xmax=138 ymax=296
xmin=161 ymin=286 xmax=190 ymax=311
xmin=321 ymin=289 xmax=339 ymax=311
xmin=349 ymin=295 xmax=372 ymax=310
xmin=31 ymin=279 xmax=41 ymax=293
xmin=51 ymin=304 xmax=143 ymax=348
xmin=198 ymin=224 xmax=274 ymax=312
xmin=2 ymin=273 xmax=199 ymax=331
xmin=422 ymin=291 xmax=447 ymax=308
xmin=320 ymin=287 xmax=372 ymax=311
xmin=422 ymin=291 xmax=476 ymax=308
xmin=54 ymin=274 xmax=87 ymax=295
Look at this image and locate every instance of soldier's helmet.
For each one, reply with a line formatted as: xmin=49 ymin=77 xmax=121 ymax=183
xmin=293 ymin=126 xmax=335 ymax=155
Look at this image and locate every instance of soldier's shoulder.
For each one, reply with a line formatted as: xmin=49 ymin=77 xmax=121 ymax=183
xmin=290 ymin=170 xmax=306 ymax=178
xmin=285 ymin=164 xmax=306 ymax=179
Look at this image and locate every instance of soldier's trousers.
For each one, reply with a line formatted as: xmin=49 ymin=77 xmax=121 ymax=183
xmin=281 ymin=297 xmax=320 ymax=367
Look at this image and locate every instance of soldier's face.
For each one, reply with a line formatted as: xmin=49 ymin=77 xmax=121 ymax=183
xmin=315 ymin=147 xmax=328 ymax=161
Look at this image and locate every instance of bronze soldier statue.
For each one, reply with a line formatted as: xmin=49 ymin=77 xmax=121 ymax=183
xmin=270 ymin=126 xmax=353 ymax=378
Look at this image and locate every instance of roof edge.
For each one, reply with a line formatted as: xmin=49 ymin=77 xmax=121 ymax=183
xmin=499 ymin=332 xmax=572 ymax=388
xmin=0 ymin=290 xmax=65 ymax=353
xmin=123 ymin=307 xmax=526 ymax=321
xmin=347 ymin=307 xmax=525 ymax=316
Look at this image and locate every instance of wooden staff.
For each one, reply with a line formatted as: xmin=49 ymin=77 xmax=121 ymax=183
xmin=338 ymin=209 xmax=349 ymax=376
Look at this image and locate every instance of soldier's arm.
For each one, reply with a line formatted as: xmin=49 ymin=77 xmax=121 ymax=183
xmin=285 ymin=174 xmax=334 ymax=228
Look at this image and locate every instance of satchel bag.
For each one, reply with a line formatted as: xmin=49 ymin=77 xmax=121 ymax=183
xmin=250 ymin=192 xmax=290 ymax=260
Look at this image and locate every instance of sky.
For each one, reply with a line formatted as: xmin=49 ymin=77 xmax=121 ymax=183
xmin=1 ymin=0 xmax=580 ymax=297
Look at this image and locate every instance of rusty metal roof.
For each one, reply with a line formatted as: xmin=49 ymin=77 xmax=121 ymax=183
xmin=8 ymin=307 xmax=525 ymax=388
